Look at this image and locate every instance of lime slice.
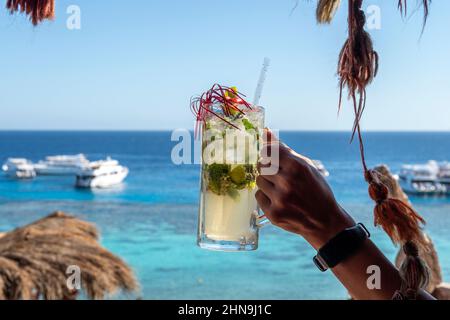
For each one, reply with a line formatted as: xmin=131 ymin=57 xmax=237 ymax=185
xmin=230 ymin=165 xmax=246 ymax=184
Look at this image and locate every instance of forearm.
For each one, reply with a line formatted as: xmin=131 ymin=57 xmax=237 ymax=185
xmin=332 ymin=239 xmax=402 ymax=299
xmin=306 ymin=216 xmax=401 ymax=299
xmin=333 ymin=239 xmax=435 ymax=300
xmin=304 ymin=207 xmax=435 ymax=300
xmin=256 ymin=137 xmax=435 ymax=300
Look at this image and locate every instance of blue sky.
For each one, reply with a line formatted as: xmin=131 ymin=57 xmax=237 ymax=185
xmin=0 ymin=0 xmax=449 ymax=131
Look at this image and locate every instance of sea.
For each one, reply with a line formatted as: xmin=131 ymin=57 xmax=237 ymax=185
xmin=0 ymin=131 xmax=449 ymax=300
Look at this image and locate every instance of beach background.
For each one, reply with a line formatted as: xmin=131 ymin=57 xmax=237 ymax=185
xmin=1 ymin=130 xmax=449 ymax=299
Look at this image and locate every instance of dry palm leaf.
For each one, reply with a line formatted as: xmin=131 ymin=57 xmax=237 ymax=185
xmin=0 ymin=212 xmax=138 ymax=300
xmin=6 ymin=0 xmax=55 ymax=25
xmin=314 ymin=0 xmax=432 ymax=300
xmin=316 ymin=0 xmax=341 ymax=23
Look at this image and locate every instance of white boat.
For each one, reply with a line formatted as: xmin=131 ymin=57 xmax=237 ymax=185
xmin=437 ymin=161 xmax=450 ymax=194
xmin=2 ymin=158 xmax=36 ymax=179
xmin=398 ymin=161 xmax=446 ymax=195
xmin=75 ymin=157 xmax=128 ymax=188
xmin=313 ymin=160 xmax=330 ymax=177
xmin=34 ymin=154 xmax=89 ymax=175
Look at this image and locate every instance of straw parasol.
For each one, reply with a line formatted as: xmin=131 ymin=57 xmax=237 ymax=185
xmin=0 ymin=211 xmax=138 ymax=300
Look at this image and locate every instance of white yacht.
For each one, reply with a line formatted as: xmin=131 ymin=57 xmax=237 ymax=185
xmin=34 ymin=154 xmax=89 ymax=175
xmin=437 ymin=162 xmax=450 ymax=194
xmin=2 ymin=158 xmax=36 ymax=179
xmin=398 ymin=161 xmax=446 ymax=195
xmin=313 ymin=160 xmax=330 ymax=177
xmin=75 ymin=157 xmax=128 ymax=188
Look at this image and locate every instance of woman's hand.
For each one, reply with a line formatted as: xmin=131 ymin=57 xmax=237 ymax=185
xmin=256 ymin=130 xmax=355 ymax=250
xmin=255 ymin=130 xmax=436 ymax=300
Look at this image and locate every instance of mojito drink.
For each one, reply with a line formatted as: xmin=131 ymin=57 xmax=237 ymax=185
xmin=195 ymin=89 xmax=264 ymax=251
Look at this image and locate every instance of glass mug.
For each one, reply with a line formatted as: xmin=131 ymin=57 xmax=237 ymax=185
xmin=197 ymin=104 xmax=269 ymax=251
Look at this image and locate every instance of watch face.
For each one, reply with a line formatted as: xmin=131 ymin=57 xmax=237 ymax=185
xmin=313 ymin=256 xmax=328 ymax=272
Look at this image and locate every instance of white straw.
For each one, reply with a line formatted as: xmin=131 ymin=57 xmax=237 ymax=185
xmin=252 ymin=57 xmax=271 ymax=107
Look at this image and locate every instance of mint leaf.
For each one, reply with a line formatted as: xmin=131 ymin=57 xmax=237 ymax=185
xmin=242 ymin=118 xmax=255 ymax=131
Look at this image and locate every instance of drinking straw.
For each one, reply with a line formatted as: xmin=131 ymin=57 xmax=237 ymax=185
xmin=252 ymin=57 xmax=271 ymax=107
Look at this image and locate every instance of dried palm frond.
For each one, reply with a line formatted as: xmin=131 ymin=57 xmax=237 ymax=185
xmin=335 ymin=1 xmax=431 ymax=300
xmin=6 ymin=0 xmax=55 ymax=25
xmin=398 ymin=0 xmax=431 ymax=29
xmin=0 ymin=212 xmax=138 ymax=300
xmin=316 ymin=0 xmax=341 ymax=24
xmin=337 ymin=0 xmax=378 ymax=141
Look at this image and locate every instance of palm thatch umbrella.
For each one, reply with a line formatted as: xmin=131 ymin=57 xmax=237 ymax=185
xmin=0 ymin=211 xmax=138 ymax=300
xmin=3 ymin=2 xmax=138 ymax=299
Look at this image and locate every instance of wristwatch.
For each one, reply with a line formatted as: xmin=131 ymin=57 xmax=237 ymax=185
xmin=313 ymin=223 xmax=370 ymax=272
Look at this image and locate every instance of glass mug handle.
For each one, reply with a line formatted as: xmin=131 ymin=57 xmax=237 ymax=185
xmin=256 ymin=209 xmax=271 ymax=228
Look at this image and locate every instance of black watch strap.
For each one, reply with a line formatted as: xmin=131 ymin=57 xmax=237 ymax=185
xmin=313 ymin=223 xmax=370 ymax=272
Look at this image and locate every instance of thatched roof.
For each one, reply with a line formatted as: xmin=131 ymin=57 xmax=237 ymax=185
xmin=0 ymin=211 xmax=138 ymax=300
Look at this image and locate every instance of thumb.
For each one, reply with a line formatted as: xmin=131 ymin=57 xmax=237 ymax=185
xmin=263 ymin=128 xmax=279 ymax=145
xmin=264 ymin=128 xmax=290 ymax=151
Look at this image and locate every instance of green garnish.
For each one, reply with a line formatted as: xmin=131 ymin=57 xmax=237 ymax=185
xmin=242 ymin=118 xmax=256 ymax=131
xmin=204 ymin=163 xmax=258 ymax=199
xmin=230 ymin=165 xmax=246 ymax=184
xmin=207 ymin=163 xmax=230 ymax=195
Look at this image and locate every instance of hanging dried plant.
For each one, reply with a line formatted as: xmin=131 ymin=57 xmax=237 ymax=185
xmin=337 ymin=0 xmax=378 ymax=141
xmin=316 ymin=0 xmax=341 ymax=23
xmin=313 ymin=0 xmax=432 ymax=299
xmin=398 ymin=0 xmax=431 ymax=29
xmin=6 ymin=0 xmax=55 ymax=25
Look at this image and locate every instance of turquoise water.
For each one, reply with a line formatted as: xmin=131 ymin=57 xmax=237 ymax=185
xmin=0 ymin=131 xmax=449 ymax=299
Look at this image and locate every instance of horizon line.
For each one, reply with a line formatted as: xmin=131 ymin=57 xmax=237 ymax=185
xmin=0 ymin=129 xmax=449 ymax=133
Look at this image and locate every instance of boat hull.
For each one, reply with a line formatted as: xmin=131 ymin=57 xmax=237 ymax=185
xmin=76 ymin=167 xmax=129 ymax=189
xmin=399 ymin=179 xmax=447 ymax=196
xmin=440 ymin=181 xmax=450 ymax=195
xmin=4 ymin=170 xmax=36 ymax=180
xmin=34 ymin=165 xmax=83 ymax=176
xmin=15 ymin=171 xmax=37 ymax=179
xmin=2 ymin=160 xmax=36 ymax=180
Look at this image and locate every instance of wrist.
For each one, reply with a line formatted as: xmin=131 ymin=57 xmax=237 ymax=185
xmin=313 ymin=223 xmax=371 ymax=272
xmin=305 ymin=206 xmax=356 ymax=250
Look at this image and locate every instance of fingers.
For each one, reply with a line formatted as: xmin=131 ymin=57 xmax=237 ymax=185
xmin=263 ymin=129 xmax=292 ymax=151
xmin=256 ymin=175 xmax=274 ymax=196
xmin=262 ymin=128 xmax=278 ymax=145
xmin=255 ymin=190 xmax=271 ymax=213
xmin=259 ymin=142 xmax=291 ymax=175
xmin=287 ymin=149 xmax=315 ymax=168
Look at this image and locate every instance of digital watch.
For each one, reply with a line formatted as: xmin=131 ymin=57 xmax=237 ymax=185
xmin=313 ymin=223 xmax=371 ymax=272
